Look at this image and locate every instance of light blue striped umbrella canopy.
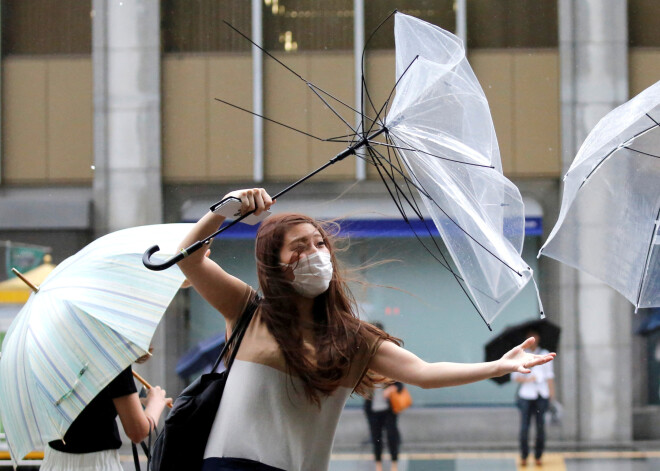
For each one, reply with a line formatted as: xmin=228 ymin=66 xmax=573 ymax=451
xmin=0 ymin=224 xmax=192 ymax=461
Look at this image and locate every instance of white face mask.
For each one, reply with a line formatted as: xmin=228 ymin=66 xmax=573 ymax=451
xmin=284 ymin=251 xmax=333 ymax=298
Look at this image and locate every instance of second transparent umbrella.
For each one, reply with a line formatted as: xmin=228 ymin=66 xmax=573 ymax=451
xmin=539 ymin=80 xmax=660 ymax=311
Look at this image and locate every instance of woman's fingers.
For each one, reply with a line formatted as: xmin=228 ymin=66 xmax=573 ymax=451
xmin=521 ymin=352 xmax=556 ymax=371
xmin=252 ymin=188 xmax=267 ymax=215
xmin=519 ymin=337 xmax=536 ymax=350
xmin=235 ymin=188 xmax=273 ymax=215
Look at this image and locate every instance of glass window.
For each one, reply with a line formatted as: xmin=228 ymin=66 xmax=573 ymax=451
xmin=629 ymin=0 xmax=660 ymax=47
xmin=467 ymin=0 xmax=557 ymax=49
xmin=162 ymin=0 xmax=251 ymax=53
xmin=2 ymin=0 xmax=91 ymax=55
xmin=262 ymin=0 xmax=354 ymax=52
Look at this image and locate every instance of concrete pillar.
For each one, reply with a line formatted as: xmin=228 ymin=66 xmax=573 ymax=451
xmin=92 ymin=0 xmax=166 ymax=391
xmin=558 ymin=0 xmax=632 ymax=445
xmin=92 ymin=0 xmax=162 ymax=236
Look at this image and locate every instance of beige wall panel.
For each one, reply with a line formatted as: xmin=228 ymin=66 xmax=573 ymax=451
xmin=47 ymin=58 xmax=93 ymax=182
xmin=630 ymin=49 xmax=660 ymax=96
xmin=208 ymin=55 xmax=253 ymax=180
xmin=163 ymin=56 xmax=208 ymax=181
xmin=264 ymin=54 xmax=309 ymax=180
xmin=2 ymin=58 xmax=48 ymax=182
xmin=469 ymin=51 xmax=515 ymax=175
xmin=364 ymin=52 xmax=395 ymax=180
xmin=307 ymin=53 xmax=355 ymax=179
xmin=512 ymin=51 xmax=560 ymax=177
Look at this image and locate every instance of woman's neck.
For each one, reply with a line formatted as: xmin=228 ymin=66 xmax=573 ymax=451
xmin=294 ymin=296 xmax=315 ymax=325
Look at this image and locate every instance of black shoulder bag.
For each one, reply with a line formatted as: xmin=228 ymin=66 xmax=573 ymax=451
xmin=149 ymin=296 xmax=260 ymax=471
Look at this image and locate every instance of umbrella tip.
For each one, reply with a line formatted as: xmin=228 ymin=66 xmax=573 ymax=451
xmin=10 ymin=268 xmax=39 ymax=293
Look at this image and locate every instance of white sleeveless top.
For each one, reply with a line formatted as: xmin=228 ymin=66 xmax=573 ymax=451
xmin=203 ymin=288 xmax=381 ymax=471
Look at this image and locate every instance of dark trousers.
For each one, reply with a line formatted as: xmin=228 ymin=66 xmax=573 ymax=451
xmin=367 ymin=409 xmax=401 ymax=462
xmin=517 ymin=397 xmax=549 ymax=460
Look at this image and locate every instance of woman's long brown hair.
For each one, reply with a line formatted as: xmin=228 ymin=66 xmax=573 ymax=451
xmin=255 ymin=213 xmax=400 ymax=405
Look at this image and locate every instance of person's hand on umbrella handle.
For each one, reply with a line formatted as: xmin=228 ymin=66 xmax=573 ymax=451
xmin=144 ymin=385 xmax=172 ymax=415
xmin=224 ymin=188 xmax=275 ymax=217
xmin=498 ymin=337 xmax=556 ymax=375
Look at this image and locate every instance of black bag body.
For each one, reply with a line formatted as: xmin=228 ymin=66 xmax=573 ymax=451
xmin=149 ymin=297 xmax=259 ymax=471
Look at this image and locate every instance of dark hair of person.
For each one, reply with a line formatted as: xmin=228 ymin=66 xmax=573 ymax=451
xmin=135 ymin=345 xmax=154 ymax=364
xmin=255 ymin=213 xmax=401 ymax=405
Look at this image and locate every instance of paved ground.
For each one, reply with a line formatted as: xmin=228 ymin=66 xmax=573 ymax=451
xmin=116 ymin=450 xmax=660 ymax=470
xmin=328 ymin=451 xmax=660 ymax=471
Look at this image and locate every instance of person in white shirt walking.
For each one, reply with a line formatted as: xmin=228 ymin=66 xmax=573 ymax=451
xmin=512 ymin=329 xmax=555 ymax=467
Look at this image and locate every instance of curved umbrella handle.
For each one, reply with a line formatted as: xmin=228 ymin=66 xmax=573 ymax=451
xmin=142 ymin=241 xmax=205 ymax=271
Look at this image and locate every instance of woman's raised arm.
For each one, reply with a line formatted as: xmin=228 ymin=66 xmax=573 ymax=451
xmin=368 ymin=337 xmax=555 ymax=389
xmin=177 ymin=188 xmax=273 ymax=322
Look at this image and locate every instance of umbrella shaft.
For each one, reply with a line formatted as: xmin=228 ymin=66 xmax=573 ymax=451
xmin=142 ymin=126 xmax=389 ymax=271
xmin=11 ymin=268 xmax=39 ymax=293
xmin=272 ymin=127 xmax=387 ymax=202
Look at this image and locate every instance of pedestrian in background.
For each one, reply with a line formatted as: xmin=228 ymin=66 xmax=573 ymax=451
xmin=512 ymin=329 xmax=555 ymax=467
xmin=364 ymin=322 xmax=402 ymax=471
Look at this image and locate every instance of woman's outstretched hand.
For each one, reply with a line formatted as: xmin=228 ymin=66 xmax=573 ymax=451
xmin=498 ymin=337 xmax=556 ymax=376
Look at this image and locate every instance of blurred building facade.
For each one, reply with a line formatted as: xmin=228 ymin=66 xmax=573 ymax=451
xmin=0 ymin=0 xmax=658 ymax=449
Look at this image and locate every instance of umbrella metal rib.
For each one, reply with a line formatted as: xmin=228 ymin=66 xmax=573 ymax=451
xmin=636 ymin=205 xmax=660 ymax=310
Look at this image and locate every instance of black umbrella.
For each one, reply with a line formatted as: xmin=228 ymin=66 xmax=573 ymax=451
xmin=484 ymin=318 xmax=561 ymax=384
xmin=635 ymin=308 xmax=660 ymax=336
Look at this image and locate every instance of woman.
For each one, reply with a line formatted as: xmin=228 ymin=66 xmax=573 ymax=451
xmin=41 ymin=351 xmax=172 ymax=471
xmin=178 ymin=188 xmax=555 ymax=471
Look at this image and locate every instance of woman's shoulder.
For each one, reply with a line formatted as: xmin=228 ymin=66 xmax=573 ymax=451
xmin=226 ymin=284 xmax=259 ymax=331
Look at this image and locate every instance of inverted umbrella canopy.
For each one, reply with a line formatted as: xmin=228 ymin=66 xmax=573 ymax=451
xmin=384 ymin=13 xmax=534 ymax=325
xmin=0 ymin=224 xmax=190 ymax=461
xmin=539 ymin=80 xmax=660 ymax=311
xmin=484 ymin=318 xmax=561 ymax=384
xmin=143 ymin=13 xmax=539 ymax=329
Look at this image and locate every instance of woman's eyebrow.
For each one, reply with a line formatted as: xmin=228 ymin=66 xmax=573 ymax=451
xmin=287 ymin=235 xmax=310 ymax=247
xmin=288 ymin=232 xmax=322 ymax=246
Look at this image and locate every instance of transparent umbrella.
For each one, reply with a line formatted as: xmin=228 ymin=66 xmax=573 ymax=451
xmin=539 ymin=80 xmax=660 ymax=311
xmin=144 ymin=12 xmax=540 ymax=328
xmin=0 ymin=224 xmax=190 ymax=462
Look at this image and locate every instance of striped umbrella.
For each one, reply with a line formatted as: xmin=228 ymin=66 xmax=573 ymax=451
xmin=0 ymin=224 xmax=192 ymax=462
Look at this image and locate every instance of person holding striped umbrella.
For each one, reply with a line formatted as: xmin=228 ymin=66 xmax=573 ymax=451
xmin=0 ymin=224 xmax=190 ymax=467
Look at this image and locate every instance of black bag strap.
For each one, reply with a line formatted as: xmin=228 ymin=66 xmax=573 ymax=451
xmin=210 ymin=294 xmax=260 ymax=374
xmin=132 ymin=423 xmax=156 ymax=471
